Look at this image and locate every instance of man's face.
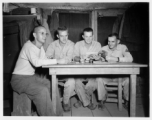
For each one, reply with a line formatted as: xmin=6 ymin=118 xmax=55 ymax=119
xmin=34 ymin=27 xmax=48 ymax=44
xmin=57 ymin=30 xmax=68 ymax=44
xmin=82 ymin=31 xmax=93 ymax=44
xmin=108 ymin=36 xmax=119 ymax=50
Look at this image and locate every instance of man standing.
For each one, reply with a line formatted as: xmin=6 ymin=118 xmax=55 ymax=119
xmin=11 ymin=26 xmax=66 ymax=116
xmin=73 ymin=27 xmax=102 ymax=110
xmin=46 ymin=26 xmax=75 ymax=112
xmin=97 ymin=33 xmax=133 ymax=110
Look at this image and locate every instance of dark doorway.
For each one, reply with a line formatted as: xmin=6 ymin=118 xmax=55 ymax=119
xmin=98 ymin=16 xmax=117 ymax=46
xmin=59 ymin=12 xmax=90 ymax=43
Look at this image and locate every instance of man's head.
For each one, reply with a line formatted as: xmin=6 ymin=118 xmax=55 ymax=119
xmin=57 ymin=26 xmax=68 ymax=44
xmin=33 ymin=26 xmax=48 ymax=44
xmin=108 ymin=33 xmax=120 ymax=50
xmin=82 ymin=27 xmax=94 ymax=44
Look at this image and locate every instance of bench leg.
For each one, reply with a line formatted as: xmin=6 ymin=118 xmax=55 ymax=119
xmin=11 ymin=92 xmax=31 ymax=116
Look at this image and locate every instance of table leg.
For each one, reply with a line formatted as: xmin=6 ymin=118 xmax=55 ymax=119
xmin=118 ymin=78 xmax=122 ymax=111
xmin=130 ymin=74 xmax=137 ymax=117
xmin=52 ymin=74 xmax=57 ymax=114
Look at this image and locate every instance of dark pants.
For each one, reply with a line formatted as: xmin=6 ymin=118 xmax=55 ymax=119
xmin=11 ymin=74 xmax=63 ymax=116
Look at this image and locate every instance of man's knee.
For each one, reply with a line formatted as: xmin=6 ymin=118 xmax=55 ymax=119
xmin=122 ymin=77 xmax=129 ymax=86
xmin=64 ymin=78 xmax=75 ymax=87
xmin=96 ymin=77 xmax=104 ymax=84
xmin=75 ymin=78 xmax=83 ymax=84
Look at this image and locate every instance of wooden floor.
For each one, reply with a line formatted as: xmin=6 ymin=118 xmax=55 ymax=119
xmin=63 ymin=96 xmax=145 ymax=117
xmin=4 ymin=96 xmax=146 ymax=117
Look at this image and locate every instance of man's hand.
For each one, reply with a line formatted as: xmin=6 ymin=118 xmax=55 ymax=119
xmin=73 ymin=56 xmax=81 ymax=62
xmin=47 ymin=55 xmax=53 ymax=59
xmin=98 ymin=50 xmax=108 ymax=59
xmin=57 ymin=58 xmax=67 ymax=64
xmin=105 ymin=56 xmax=119 ymax=62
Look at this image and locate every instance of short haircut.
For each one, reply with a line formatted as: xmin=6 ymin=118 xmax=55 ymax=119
xmin=30 ymin=26 xmax=45 ymax=41
xmin=57 ymin=26 xmax=68 ymax=34
xmin=108 ymin=33 xmax=119 ymax=39
xmin=34 ymin=26 xmax=45 ymax=33
xmin=83 ymin=27 xmax=93 ymax=35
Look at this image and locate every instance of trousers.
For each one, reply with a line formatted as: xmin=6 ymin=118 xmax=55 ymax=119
xmin=75 ymin=77 xmax=97 ymax=106
xmin=96 ymin=77 xmax=129 ymax=101
xmin=11 ymin=74 xmax=63 ymax=116
xmin=58 ymin=76 xmax=75 ymax=104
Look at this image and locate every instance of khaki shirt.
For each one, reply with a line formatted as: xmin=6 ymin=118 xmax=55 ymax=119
xmin=73 ymin=40 xmax=102 ymax=58
xmin=101 ymin=44 xmax=133 ymax=62
xmin=46 ymin=39 xmax=74 ymax=62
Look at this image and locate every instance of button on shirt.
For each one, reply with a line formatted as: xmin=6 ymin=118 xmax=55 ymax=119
xmin=73 ymin=40 xmax=102 ymax=58
xmin=46 ymin=39 xmax=74 ymax=62
xmin=101 ymin=44 xmax=133 ymax=62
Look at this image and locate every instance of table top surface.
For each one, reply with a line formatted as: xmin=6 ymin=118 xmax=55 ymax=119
xmin=43 ymin=62 xmax=148 ymax=68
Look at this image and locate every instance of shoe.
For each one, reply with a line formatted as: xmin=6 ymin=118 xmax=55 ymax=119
xmin=73 ymin=100 xmax=82 ymax=108
xmin=87 ymin=103 xmax=97 ymax=110
xmin=123 ymin=100 xmax=129 ymax=110
xmin=63 ymin=103 xmax=71 ymax=112
xmin=98 ymin=100 xmax=106 ymax=110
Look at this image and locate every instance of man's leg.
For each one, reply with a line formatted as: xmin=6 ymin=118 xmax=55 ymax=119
xmin=11 ymin=74 xmax=55 ymax=116
xmin=96 ymin=77 xmax=111 ymax=110
xmin=85 ymin=78 xmax=97 ymax=109
xmin=63 ymin=78 xmax=75 ymax=111
xmin=122 ymin=77 xmax=129 ymax=110
xmin=36 ymin=75 xmax=63 ymax=115
xmin=75 ymin=78 xmax=90 ymax=107
xmin=85 ymin=78 xmax=97 ymax=95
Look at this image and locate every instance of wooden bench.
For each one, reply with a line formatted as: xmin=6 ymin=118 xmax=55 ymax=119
xmin=11 ymin=91 xmax=33 ymax=116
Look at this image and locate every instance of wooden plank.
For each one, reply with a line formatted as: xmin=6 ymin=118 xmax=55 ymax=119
xmin=43 ymin=62 xmax=148 ymax=68
xmin=130 ymin=74 xmax=137 ymax=117
xmin=52 ymin=74 xmax=57 ymax=114
xmin=91 ymin=10 xmax=98 ymax=41
xmin=105 ymin=103 xmax=128 ymax=117
xmin=118 ymin=78 xmax=122 ymax=111
xmin=49 ymin=68 xmax=140 ymax=75
xmin=92 ymin=107 xmax=111 ymax=117
xmin=71 ymin=97 xmax=93 ymax=116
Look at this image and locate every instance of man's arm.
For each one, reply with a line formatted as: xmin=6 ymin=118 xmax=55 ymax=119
xmin=119 ymin=45 xmax=133 ymax=62
xmin=26 ymin=47 xmax=57 ymax=67
xmin=46 ymin=43 xmax=54 ymax=59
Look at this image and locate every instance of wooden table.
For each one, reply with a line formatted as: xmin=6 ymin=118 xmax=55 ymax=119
xmin=43 ymin=62 xmax=147 ymax=117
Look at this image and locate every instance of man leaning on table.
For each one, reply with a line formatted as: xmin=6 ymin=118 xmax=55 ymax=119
xmin=73 ymin=27 xmax=102 ymax=110
xmin=96 ymin=33 xmax=133 ymax=110
xmin=11 ymin=26 xmax=65 ymax=116
xmin=46 ymin=26 xmax=75 ymax=112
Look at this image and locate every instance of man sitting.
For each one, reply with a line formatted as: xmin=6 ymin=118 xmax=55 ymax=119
xmin=96 ymin=33 xmax=133 ymax=110
xmin=46 ymin=26 xmax=75 ymax=112
xmin=11 ymin=26 xmax=66 ymax=116
xmin=73 ymin=27 xmax=102 ymax=110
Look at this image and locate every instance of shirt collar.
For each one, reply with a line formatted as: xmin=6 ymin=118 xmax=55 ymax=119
xmin=55 ymin=39 xmax=70 ymax=47
xmin=107 ymin=44 xmax=120 ymax=51
xmin=82 ymin=40 xmax=95 ymax=47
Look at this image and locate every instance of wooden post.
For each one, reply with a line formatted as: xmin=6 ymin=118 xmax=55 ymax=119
xmin=118 ymin=78 xmax=122 ymax=111
xmin=91 ymin=10 xmax=98 ymax=41
xmin=130 ymin=74 xmax=137 ymax=117
xmin=52 ymin=74 xmax=57 ymax=114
